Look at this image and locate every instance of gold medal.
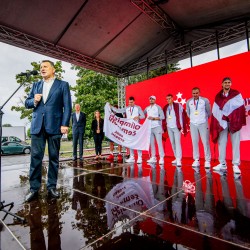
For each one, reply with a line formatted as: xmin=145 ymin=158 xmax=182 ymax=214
xmin=168 ymin=115 xmax=172 ymax=119
xmin=194 ymin=111 xmax=199 ymax=115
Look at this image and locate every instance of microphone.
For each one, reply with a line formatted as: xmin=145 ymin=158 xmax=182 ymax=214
xmin=18 ymin=70 xmax=38 ymax=77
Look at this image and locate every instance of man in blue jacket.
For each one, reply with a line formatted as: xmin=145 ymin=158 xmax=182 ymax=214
xmin=25 ymin=60 xmax=72 ymax=202
xmin=72 ymin=104 xmax=86 ymax=161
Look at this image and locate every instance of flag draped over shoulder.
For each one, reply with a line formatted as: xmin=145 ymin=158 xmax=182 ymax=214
xmin=104 ymin=103 xmax=151 ymax=150
xmin=162 ymin=102 xmax=189 ymax=139
xmin=210 ymin=89 xmax=246 ymax=143
xmin=240 ymin=98 xmax=250 ymax=141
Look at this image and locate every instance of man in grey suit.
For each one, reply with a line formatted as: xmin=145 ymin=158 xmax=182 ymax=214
xmin=72 ymin=104 xmax=86 ymax=161
xmin=25 ymin=60 xmax=72 ymax=202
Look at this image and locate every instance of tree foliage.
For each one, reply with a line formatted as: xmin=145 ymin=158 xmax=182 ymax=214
xmin=128 ymin=64 xmax=180 ymax=84
xmin=11 ymin=61 xmax=65 ymax=121
xmin=71 ymin=67 xmax=117 ymax=138
xmin=2 ymin=124 xmax=12 ymax=127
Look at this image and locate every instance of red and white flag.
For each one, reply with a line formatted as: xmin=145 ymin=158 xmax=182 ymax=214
xmin=240 ymin=98 xmax=250 ymax=141
xmin=210 ymin=89 xmax=246 ymax=143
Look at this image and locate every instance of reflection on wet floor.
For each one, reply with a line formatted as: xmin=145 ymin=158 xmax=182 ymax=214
xmin=1 ymin=157 xmax=250 ymax=249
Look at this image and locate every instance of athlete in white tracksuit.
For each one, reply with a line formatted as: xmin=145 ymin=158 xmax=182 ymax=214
xmin=144 ymin=95 xmax=165 ymax=165
xmin=186 ymin=87 xmax=211 ymax=168
xmin=111 ymin=96 xmax=145 ymax=163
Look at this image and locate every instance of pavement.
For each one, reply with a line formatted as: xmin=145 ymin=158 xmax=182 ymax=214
xmin=1 ymin=154 xmax=250 ymax=249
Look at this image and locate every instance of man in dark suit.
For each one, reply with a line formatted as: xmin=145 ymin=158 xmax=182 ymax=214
xmin=72 ymin=103 xmax=86 ymax=161
xmin=25 ymin=60 xmax=72 ymax=202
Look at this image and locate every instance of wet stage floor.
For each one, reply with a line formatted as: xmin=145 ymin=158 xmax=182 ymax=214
xmin=1 ymin=156 xmax=250 ymax=249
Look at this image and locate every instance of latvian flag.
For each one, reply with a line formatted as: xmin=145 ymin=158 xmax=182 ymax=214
xmin=210 ymin=89 xmax=246 ymax=143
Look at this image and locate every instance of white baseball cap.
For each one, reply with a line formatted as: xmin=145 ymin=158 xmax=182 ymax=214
xmin=149 ymin=95 xmax=156 ymax=100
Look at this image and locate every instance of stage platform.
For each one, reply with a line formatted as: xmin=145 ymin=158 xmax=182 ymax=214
xmin=1 ymin=156 xmax=250 ymax=249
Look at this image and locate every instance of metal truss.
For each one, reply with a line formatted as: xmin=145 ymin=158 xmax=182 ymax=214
xmin=121 ymin=21 xmax=250 ymax=76
xmin=117 ymin=78 xmax=128 ymax=108
xmin=130 ymin=0 xmax=176 ymax=31
xmin=0 ymin=25 xmax=120 ymax=76
xmin=131 ymin=0 xmax=182 ymax=47
xmin=0 ymin=21 xmax=249 ymax=79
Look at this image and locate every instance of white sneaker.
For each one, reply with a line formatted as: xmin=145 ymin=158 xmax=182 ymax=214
xmin=193 ymin=166 xmax=200 ymax=173
xmin=125 ymin=157 xmax=135 ymax=163
xmin=148 ymin=163 xmax=156 ymax=168
xmin=147 ymin=157 xmax=157 ymax=163
xmin=137 ymin=157 xmax=142 ymax=164
xmin=176 ymin=159 xmax=181 ymax=166
xmin=205 ymin=161 xmax=211 ymax=169
xmin=192 ymin=159 xmax=200 ymax=167
xmin=159 ymin=157 xmax=164 ymax=165
xmin=233 ymin=165 xmax=241 ymax=174
xmin=213 ymin=163 xmax=227 ymax=172
xmin=172 ymin=159 xmax=177 ymax=164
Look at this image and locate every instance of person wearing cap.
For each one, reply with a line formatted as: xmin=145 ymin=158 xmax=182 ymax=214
xmin=210 ymin=77 xmax=246 ymax=174
xmin=110 ymin=96 xmax=145 ymax=163
xmin=186 ymin=87 xmax=211 ymax=169
xmin=144 ymin=95 xmax=165 ymax=164
xmin=162 ymin=94 xmax=189 ymax=166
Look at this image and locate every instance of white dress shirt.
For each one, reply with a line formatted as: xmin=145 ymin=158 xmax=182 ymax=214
xmin=43 ymin=77 xmax=55 ymax=103
xmin=76 ymin=112 xmax=80 ymax=122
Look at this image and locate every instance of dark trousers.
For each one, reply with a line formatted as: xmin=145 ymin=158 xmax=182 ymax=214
xmin=93 ymin=133 xmax=103 ymax=155
xmin=30 ymin=199 xmax=61 ymax=250
xmin=30 ymin=126 xmax=61 ymax=192
xmin=73 ymin=131 xmax=84 ymax=159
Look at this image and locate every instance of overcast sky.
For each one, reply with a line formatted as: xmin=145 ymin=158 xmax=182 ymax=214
xmin=0 ymin=40 xmax=248 ymax=128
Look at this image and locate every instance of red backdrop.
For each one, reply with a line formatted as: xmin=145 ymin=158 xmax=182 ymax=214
xmin=126 ymin=51 xmax=250 ymax=161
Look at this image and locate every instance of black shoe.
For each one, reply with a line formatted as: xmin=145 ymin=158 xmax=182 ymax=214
xmin=73 ymin=158 xmax=77 ymax=161
xmin=48 ymin=188 xmax=60 ymax=199
xmin=25 ymin=191 xmax=38 ymax=202
xmin=79 ymin=157 xmax=83 ymax=161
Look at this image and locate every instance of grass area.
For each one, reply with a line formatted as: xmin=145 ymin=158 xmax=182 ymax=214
xmin=26 ymin=139 xmax=109 ymax=157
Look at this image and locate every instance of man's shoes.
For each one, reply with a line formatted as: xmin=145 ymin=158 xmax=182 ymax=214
xmin=107 ymin=154 xmax=114 ymax=160
xmin=233 ymin=165 xmax=241 ymax=174
xmin=205 ymin=161 xmax=211 ymax=169
xmin=172 ymin=159 xmax=177 ymax=164
xmin=213 ymin=163 xmax=227 ymax=172
xmin=79 ymin=157 xmax=83 ymax=161
xmin=147 ymin=157 xmax=157 ymax=163
xmin=192 ymin=159 xmax=200 ymax=167
xmin=48 ymin=188 xmax=60 ymax=199
xmin=125 ymin=157 xmax=135 ymax=163
xmin=137 ymin=157 xmax=142 ymax=164
xmin=193 ymin=166 xmax=200 ymax=173
xmin=176 ymin=159 xmax=182 ymax=166
xmin=159 ymin=157 xmax=164 ymax=165
xmin=73 ymin=158 xmax=77 ymax=161
xmin=25 ymin=191 xmax=38 ymax=202
xmin=148 ymin=163 xmax=156 ymax=168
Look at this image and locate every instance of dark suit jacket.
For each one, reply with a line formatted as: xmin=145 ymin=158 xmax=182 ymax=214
xmin=91 ymin=118 xmax=104 ymax=135
xmin=25 ymin=79 xmax=72 ymax=135
xmin=72 ymin=112 xmax=86 ymax=134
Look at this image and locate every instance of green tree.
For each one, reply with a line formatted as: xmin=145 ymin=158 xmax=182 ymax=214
xmin=11 ymin=61 xmax=65 ymax=121
xmin=72 ymin=67 xmax=117 ymax=138
xmin=128 ymin=64 xmax=180 ymax=84
xmin=2 ymin=124 xmax=12 ymax=127
xmin=27 ymin=128 xmax=31 ymax=138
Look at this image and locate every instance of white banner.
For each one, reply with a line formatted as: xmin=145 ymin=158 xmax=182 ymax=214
xmin=240 ymin=98 xmax=250 ymax=141
xmin=104 ymin=103 xmax=151 ymax=150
